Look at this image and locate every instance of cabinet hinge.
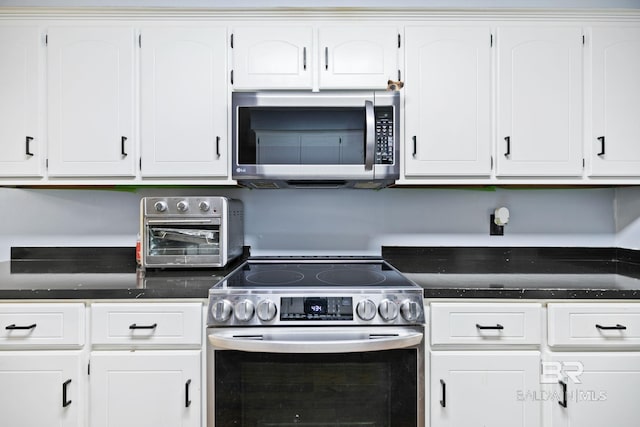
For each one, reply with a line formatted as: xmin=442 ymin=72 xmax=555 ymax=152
xmin=490 ymin=34 xmax=493 ymax=47
xmin=139 ymin=34 xmax=141 ymax=48
xmin=398 ymin=33 xmax=401 ymax=48
xmin=230 ymin=69 xmax=234 ymax=85
xmin=230 ymin=33 xmax=234 ymax=49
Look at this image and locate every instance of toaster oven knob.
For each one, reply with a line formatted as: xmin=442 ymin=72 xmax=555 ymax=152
xmin=234 ymin=299 xmax=255 ymax=322
xmin=176 ymin=200 xmax=189 ymax=212
xmin=199 ymin=201 xmax=210 ymax=212
xmin=356 ymin=299 xmax=376 ymax=321
xmin=378 ymin=299 xmax=398 ymax=321
xmin=400 ymin=300 xmax=422 ymax=322
xmin=154 ymin=201 xmax=168 ymax=212
xmin=211 ymin=299 xmax=233 ymax=322
xmin=256 ymin=300 xmax=277 ymax=322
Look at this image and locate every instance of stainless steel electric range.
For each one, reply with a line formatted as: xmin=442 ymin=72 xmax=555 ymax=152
xmin=206 ymin=258 xmax=425 ymax=427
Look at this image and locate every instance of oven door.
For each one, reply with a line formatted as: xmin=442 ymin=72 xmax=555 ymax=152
xmin=144 ymin=218 xmax=223 ymax=268
xmin=207 ymin=326 xmax=425 ymax=427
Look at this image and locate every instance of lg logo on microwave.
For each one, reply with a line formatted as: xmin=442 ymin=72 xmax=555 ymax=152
xmin=236 ymin=167 xmax=247 ymax=173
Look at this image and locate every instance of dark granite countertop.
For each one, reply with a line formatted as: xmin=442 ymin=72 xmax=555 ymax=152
xmin=2 ymin=246 xmax=640 ymax=300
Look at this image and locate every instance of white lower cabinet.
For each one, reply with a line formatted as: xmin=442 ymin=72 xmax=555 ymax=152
xmin=0 ymin=351 xmax=84 ymax=427
xmin=546 ymin=353 xmax=640 ymax=427
xmin=89 ymin=351 xmax=201 ymax=427
xmin=431 ymin=351 xmax=541 ymax=427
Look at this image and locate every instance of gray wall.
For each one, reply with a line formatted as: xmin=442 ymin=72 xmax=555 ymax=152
xmin=0 ymin=186 xmax=618 ymax=261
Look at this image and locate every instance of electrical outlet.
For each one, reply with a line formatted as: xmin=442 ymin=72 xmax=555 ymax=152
xmin=490 ymin=214 xmax=504 ymax=236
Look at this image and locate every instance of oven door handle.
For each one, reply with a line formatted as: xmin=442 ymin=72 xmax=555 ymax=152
xmin=364 ymin=99 xmax=375 ymax=172
xmin=208 ymin=329 xmax=423 ymax=353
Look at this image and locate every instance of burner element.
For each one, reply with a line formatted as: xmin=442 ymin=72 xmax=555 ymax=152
xmin=246 ymin=270 xmax=304 ymax=285
xmin=316 ymin=269 xmax=387 ymax=286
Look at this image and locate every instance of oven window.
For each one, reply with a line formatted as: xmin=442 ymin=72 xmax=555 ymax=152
xmin=147 ymin=225 xmax=220 ymax=257
xmin=237 ymin=107 xmax=366 ymax=166
xmin=215 ymin=350 xmax=417 ymax=426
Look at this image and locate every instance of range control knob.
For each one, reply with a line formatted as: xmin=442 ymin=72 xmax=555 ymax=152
xmin=378 ymin=299 xmax=398 ymax=321
xmin=356 ymin=299 xmax=377 ymax=321
xmin=154 ymin=201 xmax=168 ymax=212
xmin=199 ymin=201 xmax=210 ymax=212
xmin=400 ymin=299 xmax=423 ymax=322
xmin=211 ymin=299 xmax=233 ymax=322
xmin=256 ymin=300 xmax=277 ymax=322
xmin=234 ymin=299 xmax=255 ymax=322
xmin=176 ymin=200 xmax=189 ymax=212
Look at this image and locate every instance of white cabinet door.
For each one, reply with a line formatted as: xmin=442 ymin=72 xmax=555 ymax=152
xmin=548 ymin=353 xmax=640 ymax=427
xmin=0 ymin=26 xmax=43 ymax=177
xmin=231 ymin=26 xmax=313 ymax=90
xmin=589 ymin=27 xmax=640 ymax=177
xmin=0 ymin=351 xmax=83 ymax=427
xmin=318 ymin=25 xmax=398 ymax=89
xmin=90 ymin=350 xmax=200 ymax=427
xmin=140 ymin=27 xmax=228 ymax=177
xmin=431 ymin=351 xmax=541 ymax=427
xmin=404 ymin=26 xmax=491 ymax=176
xmin=497 ymin=26 xmax=583 ymax=177
xmin=47 ymin=26 xmax=135 ymax=177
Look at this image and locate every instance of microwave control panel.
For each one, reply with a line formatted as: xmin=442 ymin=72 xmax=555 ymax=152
xmin=375 ymin=107 xmax=394 ymax=164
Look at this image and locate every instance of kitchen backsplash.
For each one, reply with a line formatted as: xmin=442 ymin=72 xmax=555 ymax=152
xmin=0 ymin=186 xmax=631 ymax=261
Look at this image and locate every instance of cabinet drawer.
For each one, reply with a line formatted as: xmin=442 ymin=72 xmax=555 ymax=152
xmin=431 ymin=303 xmax=542 ymax=346
xmin=548 ymin=303 xmax=640 ymax=348
xmin=0 ymin=303 xmax=85 ymax=348
xmin=91 ymin=303 xmax=202 ymax=347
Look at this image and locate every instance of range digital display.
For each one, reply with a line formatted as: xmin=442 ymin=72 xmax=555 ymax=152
xmin=280 ymin=296 xmax=353 ymax=321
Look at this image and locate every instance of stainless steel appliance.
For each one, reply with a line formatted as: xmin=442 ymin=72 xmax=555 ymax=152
xmin=207 ymin=258 xmax=425 ymax=426
xmin=232 ymin=91 xmax=400 ymax=189
xmin=141 ymin=197 xmax=243 ymax=269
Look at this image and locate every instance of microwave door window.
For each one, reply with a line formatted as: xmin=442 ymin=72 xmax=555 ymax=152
xmin=238 ymin=107 xmax=365 ymax=166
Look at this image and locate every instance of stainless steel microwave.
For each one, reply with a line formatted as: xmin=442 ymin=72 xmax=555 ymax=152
xmin=232 ymin=91 xmax=400 ymax=189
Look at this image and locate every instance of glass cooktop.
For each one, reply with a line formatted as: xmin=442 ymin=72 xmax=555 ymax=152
xmin=218 ymin=260 xmax=418 ymax=289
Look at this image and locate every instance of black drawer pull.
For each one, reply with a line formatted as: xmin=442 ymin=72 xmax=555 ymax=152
xmin=439 ymin=379 xmax=446 ymax=408
xmin=26 ymin=136 xmax=34 ymax=156
xmin=558 ymin=380 xmax=567 ymax=408
xmin=62 ymin=379 xmax=72 ymax=408
xmin=596 ymin=323 xmax=626 ymax=330
xmin=185 ymin=379 xmax=192 ymax=408
xmin=597 ymin=136 xmax=605 ymax=156
xmin=5 ymin=323 xmax=37 ymax=330
xmin=121 ymin=136 xmax=128 ymax=157
xmin=412 ymin=136 xmax=417 ymax=158
xmin=129 ymin=323 xmax=157 ymax=330
xmin=476 ymin=323 xmax=504 ymax=330
xmin=504 ymin=136 xmax=511 ymax=157
xmin=216 ymin=136 xmax=221 ymax=159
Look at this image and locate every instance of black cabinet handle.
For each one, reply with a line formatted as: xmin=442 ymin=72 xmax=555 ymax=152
xmin=596 ymin=323 xmax=626 ymax=330
xmin=5 ymin=323 xmax=37 ymax=330
xmin=439 ymin=379 xmax=446 ymax=408
xmin=412 ymin=136 xmax=417 ymax=158
xmin=62 ymin=379 xmax=72 ymax=408
xmin=558 ymin=380 xmax=567 ymax=408
xmin=129 ymin=323 xmax=157 ymax=330
xmin=185 ymin=379 xmax=192 ymax=408
xmin=504 ymin=136 xmax=511 ymax=157
xmin=121 ymin=136 xmax=128 ymax=157
xmin=303 ymin=47 xmax=307 ymax=70
xmin=26 ymin=136 xmax=34 ymax=156
xmin=216 ymin=136 xmax=221 ymax=159
xmin=476 ymin=323 xmax=504 ymax=330
xmin=597 ymin=136 xmax=605 ymax=156
xmin=325 ymin=47 xmax=329 ymax=70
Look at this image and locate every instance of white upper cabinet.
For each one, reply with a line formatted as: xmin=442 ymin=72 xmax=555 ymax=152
xmin=231 ymin=24 xmax=398 ymax=90
xmin=140 ymin=26 xmax=228 ymax=178
xmin=231 ymin=25 xmax=313 ymax=90
xmin=47 ymin=25 xmax=135 ymax=177
xmin=496 ymin=26 xmax=583 ymax=177
xmin=404 ymin=26 xmax=491 ymax=177
xmin=0 ymin=26 xmax=43 ymax=177
xmin=589 ymin=26 xmax=640 ymax=177
xmin=318 ymin=25 xmax=399 ymax=89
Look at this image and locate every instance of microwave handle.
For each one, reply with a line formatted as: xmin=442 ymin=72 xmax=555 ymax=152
xmin=209 ymin=329 xmax=422 ymax=353
xmin=364 ymin=100 xmax=375 ymax=171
